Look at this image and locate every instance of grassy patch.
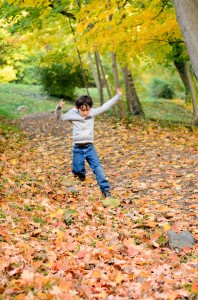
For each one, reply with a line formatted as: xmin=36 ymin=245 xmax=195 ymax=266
xmin=0 ymin=83 xmax=58 ymax=119
xmin=0 ymin=83 xmax=195 ymax=125
xmin=141 ymin=96 xmax=193 ymax=124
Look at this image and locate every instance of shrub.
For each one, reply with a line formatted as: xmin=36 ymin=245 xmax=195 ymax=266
xmin=150 ymin=78 xmax=175 ymax=99
xmin=15 ymin=64 xmax=40 ymax=85
xmin=40 ymin=63 xmax=91 ymax=101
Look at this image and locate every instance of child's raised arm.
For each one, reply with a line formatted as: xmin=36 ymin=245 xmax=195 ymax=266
xmin=55 ymin=99 xmax=85 ymax=122
xmin=89 ymin=87 xmax=122 ymax=117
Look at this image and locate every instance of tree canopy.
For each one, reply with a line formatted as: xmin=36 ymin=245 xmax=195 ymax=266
xmin=0 ymin=0 xmax=185 ymax=67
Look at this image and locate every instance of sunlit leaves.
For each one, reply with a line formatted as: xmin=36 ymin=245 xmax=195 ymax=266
xmin=76 ymin=0 xmax=182 ymax=63
xmin=0 ymin=110 xmax=198 ymax=298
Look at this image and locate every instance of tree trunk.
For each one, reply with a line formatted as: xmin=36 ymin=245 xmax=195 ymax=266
xmin=68 ymin=18 xmax=90 ymax=96
xmin=185 ymin=61 xmax=198 ymax=124
xmin=173 ymin=0 xmax=198 ymax=79
xmin=99 ymin=53 xmax=117 ymax=114
xmin=97 ymin=52 xmax=112 ymax=99
xmin=174 ymin=60 xmax=190 ymax=101
xmin=88 ymin=52 xmax=100 ymax=92
xmin=95 ymin=50 xmax=104 ymax=104
xmin=111 ymin=52 xmax=125 ymax=118
xmin=123 ymin=67 xmax=133 ymax=113
xmin=123 ymin=66 xmax=144 ymax=116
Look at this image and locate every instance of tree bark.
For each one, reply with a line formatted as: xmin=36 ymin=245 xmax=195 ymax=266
xmin=68 ymin=18 xmax=90 ymax=96
xmin=88 ymin=52 xmax=100 ymax=92
xmin=174 ymin=60 xmax=190 ymax=101
xmin=185 ymin=61 xmax=198 ymax=124
xmin=123 ymin=66 xmax=144 ymax=116
xmin=97 ymin=53 xmax=112 ymax=99
xmin=173 ymin=0 xmax=198 ymax=79
xmin=95 ymin=50 xmax=104 ymax=104
xmin=111 ymin=52 xmax=125 ymax=118
xmin=123 ymin=67 xmax=133 ymax=113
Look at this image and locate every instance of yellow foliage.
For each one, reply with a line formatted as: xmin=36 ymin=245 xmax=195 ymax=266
xmin=1 ymin=0 xmax=184 ymax=67
xmin=7 ymin=0 xmax=50 ymax=7
xmin=76 ymin=0 xmax=182 ymax=63
xmin=0 ymin=66 xmax=17 ymax=82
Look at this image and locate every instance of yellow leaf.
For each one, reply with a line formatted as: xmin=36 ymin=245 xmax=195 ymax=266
xmin=115 ymin=271 xmax=123 ymax=283
xmin=97 ymin=291 xmax=108 ymax=298
xmin=163 ymin=223 xmax=170 ymax=231
xmin=56 ymin=209 xmax=64 ymax=215
xmin=50 ymin=209 xmax=64 ymax=218
xmin=45 ymin=261 xmax=54 ymax=268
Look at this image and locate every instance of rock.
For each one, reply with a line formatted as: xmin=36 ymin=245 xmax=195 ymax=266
xmin=168 ymin=230 xmax=195 ymax=249
xmin=17 ymin=105 xmax=28 ymax=112
xmin=67 ymin=186 xmax=78 ymax=195
xmin=62 ymin=179 xmax=76 ymax=187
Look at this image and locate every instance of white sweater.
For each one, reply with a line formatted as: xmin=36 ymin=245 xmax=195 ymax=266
xmin=55 ymin=93 xmax=121 ymax=144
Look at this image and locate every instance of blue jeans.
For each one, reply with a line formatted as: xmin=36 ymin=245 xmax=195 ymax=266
xmin=72 ymin=144 xmax=110 ymax=192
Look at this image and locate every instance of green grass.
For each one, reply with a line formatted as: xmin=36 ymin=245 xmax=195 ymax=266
xmin=0 ymin=83 xmax=194 ymax=125
xmin=0 ymin=83 xmax=58 ymax=119
xmin=141 ymin=96 xmax=193 ymax=124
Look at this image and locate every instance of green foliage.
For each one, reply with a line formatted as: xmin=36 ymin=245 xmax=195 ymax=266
xmin=150 ymin=78 xmax=175 ymax=99
xmin=40 ymin=63 xmax=91 ymax=101
xmin=141 ymin=96 xmax=193 ymax=124
xmin=15 ymin=63 xmax=40 ymax=85
xmin=1 ymin=3 xmax=43 ymax=35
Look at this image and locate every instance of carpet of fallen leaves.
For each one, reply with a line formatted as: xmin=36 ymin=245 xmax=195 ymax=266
xmin=0 ymin=112 xmax=198 ymax=300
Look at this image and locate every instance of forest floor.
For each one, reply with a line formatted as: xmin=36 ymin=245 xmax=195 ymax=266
xmin=0 ymin=112 xmax=198 ymax=299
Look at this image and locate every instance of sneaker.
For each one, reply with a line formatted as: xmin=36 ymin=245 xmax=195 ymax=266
xmin=102 ymin=190 xmax=111 ymax=197
xmin=79 ymin=175 xmax=86 ymax=181
xmin=74 ymin=174 xmax=86 ymax=181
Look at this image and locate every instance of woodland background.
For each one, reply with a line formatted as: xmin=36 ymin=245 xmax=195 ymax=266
xmin=0 ymin=0 xmax=198 ymax=123
xmin=0 ymin=0 xmax=198 ymax=299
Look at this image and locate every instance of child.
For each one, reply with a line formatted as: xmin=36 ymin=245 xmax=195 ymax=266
xmin=55 ymin=87 xmax=122 ymax=197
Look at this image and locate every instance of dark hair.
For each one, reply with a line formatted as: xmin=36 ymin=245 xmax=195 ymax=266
xmin=75 ymin=95 xmax=93 ymax=109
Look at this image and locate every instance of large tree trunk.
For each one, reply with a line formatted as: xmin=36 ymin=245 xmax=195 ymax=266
xmin=174 ymin=60 xmax=190 ymax=101
xmin=185 ymin=61 xmax=198 ymax=124
xmin=173 ymin=0 xmax=198 ymax=79
xmin=123 ymin=66 xmax=144 ymax=116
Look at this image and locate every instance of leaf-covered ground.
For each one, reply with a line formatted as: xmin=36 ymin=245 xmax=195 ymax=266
xmin=0 ymin=112 xmax=198 ymax=300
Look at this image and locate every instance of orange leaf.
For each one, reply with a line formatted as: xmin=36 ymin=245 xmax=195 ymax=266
xmin=127 ymin=246 xmax=139 ymax=256
xmin=115 ymin=271 xmax=123 ymax=283
xmin=21 ymin=270 xmax=34 ymax=283
xmin=192 ymin=283 xmax=198 ymax=292
xmin=77 ymin=249 xmax=87 ymax=258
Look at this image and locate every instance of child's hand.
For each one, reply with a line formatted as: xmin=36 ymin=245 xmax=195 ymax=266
xmin=117 ymin=87 xmax=122 ymax=95
xmin=58 ymin=99 xmax=65 ymax=108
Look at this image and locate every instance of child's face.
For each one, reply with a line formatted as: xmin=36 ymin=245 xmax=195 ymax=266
xmin=78 ymin=105 xmax=91 ymax=118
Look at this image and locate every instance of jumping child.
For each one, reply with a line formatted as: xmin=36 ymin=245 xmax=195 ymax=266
xmin=55 ymin=87 xmax=122 ymax=197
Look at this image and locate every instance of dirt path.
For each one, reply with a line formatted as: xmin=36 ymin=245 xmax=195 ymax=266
xmin=19 ymin=111 xmax=198 ymax=214
xmin=0 ymin=112 xmax=198 ymax=299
